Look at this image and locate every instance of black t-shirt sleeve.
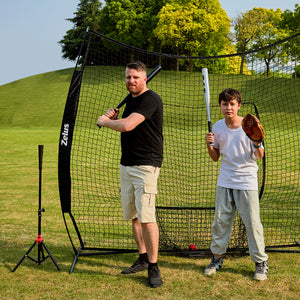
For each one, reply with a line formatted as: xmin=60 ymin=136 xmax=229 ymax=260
xmin=123 ymin=90 xmax=159 ymax=120
xmin=134 ymin=94 xmax=158 ymax=119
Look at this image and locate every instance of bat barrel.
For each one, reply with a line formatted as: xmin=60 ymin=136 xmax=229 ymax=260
xmin=202 ymin=68 xmax=214 ymax=146
xmin=202 ymin=68 xmax=211 ymax=123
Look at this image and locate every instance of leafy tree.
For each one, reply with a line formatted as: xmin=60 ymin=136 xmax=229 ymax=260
xmin=280 ymin=4 xmax=300 ymax=66
xmin=233 ymin=11 xmax=264 ymax=74
xmin=153 ymin=0 xmax=231 ymax=71
xmin=248 ymin=8 xmax=290 ymax=77
xmin=281 ymin=4 xmax=300 ymax=36
xmin=98 ymin=0 xmax=166 ymax=49
xmin=59 ymin=0 xmax=102 ymax=61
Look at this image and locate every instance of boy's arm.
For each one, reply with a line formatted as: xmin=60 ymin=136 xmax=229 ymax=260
xmin=253 ymin=141 xmax=264 ymax=160
xmin=205 ymin=132 xmax=220 ymax=161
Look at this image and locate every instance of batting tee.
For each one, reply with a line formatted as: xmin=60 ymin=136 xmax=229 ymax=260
xmin=58 ymin=30 xmax=300 ymax=272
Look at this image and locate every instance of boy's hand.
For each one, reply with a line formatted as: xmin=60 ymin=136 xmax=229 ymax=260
xmin=205 ymin=132 xmax=219 ymax=161
xmin=205 ymin=132 xmax=214 ymax=146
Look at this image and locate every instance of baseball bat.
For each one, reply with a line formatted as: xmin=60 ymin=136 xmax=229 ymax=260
xmin=202 ymin=68 xmax=214 ymax=146
xmin=97 ymin=65 xmax=162 ymax=128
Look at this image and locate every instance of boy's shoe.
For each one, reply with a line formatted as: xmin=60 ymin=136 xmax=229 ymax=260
xmin=204 ymin=256 xmax=223 ymax=275
xmin=148 ymin=265 xmax=163 ymax=288
xmin=121 ymin=258 xmax=149 ymax=274
xmin=253 ymin=261 xmax=268 ymax=281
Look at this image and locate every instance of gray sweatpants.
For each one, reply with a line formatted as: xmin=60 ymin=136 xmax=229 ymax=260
xmin=210 ymin=186 xmax=268 ymax=263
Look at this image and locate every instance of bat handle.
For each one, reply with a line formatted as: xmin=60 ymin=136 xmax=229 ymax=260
xmin=208 ymin=121 xmax=212 ymax=133
xmin=208 ymin=121 xmax=214 ymax=147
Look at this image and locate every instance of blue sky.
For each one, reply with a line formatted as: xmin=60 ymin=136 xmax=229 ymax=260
xmin=0 ymin=0 xmax=298 ymax=86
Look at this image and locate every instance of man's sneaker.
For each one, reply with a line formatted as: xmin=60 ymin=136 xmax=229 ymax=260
xmin=204 ymin=256 xmax=223 ymax=275
xmin=253 ymin=261 xmax=268 ymax=281
xmin=148 ymin=265 xmax=163 ymax=288
xmin=121 ymin=258 xmax=149 ymax=274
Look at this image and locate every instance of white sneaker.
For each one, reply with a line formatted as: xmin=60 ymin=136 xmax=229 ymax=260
xmin=253 ymin=261 xmax=268 ymax=281
xmin=204 ymin=256 xmax=223 ymax=275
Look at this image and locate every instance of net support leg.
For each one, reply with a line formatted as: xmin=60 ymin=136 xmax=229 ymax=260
xmin=70 ymin=245 xmax=82 ymax=274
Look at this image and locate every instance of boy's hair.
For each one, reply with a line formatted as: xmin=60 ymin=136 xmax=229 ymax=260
xmin=219 ymin=88 xmax=242 ymax=104
xmin=126 ymin=61 xmax=147 ymax=73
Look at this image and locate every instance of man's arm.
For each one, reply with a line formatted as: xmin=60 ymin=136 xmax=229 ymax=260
xmin=97 ymin=112 xmax=145 ymax=132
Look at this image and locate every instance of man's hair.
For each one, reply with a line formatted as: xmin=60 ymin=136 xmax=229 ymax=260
xmin=219 ymin=88 xmax=242 ymax=104
xmin=126 ymin=61 xmax=147 ymax=73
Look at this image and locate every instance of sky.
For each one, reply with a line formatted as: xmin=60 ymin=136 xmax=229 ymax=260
xmin=0 ymin=0 xmax=298 ymax=86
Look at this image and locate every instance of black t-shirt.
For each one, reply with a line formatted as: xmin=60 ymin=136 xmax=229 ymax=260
xmin=120 ymin=90 xmax=163 ymax=167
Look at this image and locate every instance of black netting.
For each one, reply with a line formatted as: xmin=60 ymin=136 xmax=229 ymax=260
xmin=59 ymin=31 xmax=300 ymax=255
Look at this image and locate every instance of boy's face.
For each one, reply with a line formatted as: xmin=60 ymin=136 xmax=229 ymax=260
xmin=219 ymin=98 xmax=241 ymax=119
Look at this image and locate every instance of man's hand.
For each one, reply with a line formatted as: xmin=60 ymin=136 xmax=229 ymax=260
xmin=97 ymin=115 xmax=109 ymax=127
xmin=97 ymin=108 xmax=119 ymax=128
xmin=105 ymin=108 xmax=119 ymax=120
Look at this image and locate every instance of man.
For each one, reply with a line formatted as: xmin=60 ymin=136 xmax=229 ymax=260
xmin=97 ymin=61 xmax=163 ymax=288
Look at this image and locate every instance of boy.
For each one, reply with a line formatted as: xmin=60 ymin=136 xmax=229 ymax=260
xmin=204 ymin=88 xmax=268 ymax=280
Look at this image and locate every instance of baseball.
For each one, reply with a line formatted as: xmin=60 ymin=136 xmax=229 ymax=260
xmin=189 ymin=243 xmax=197 ymax=250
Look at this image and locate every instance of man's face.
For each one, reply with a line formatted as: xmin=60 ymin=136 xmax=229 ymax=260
xmin=125 ymin=68 xmax=147 ymax=97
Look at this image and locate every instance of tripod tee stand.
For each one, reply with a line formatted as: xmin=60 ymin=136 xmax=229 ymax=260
xmin=12 ymin=145 xmax=60 ymax=272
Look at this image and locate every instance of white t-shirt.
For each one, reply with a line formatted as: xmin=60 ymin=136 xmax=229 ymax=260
xmin=213 ymin=119 xmax=261 ymax=191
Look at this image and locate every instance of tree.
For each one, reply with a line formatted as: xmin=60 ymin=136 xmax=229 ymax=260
xmin=98 ymin=0 xmax=166 ymax=49
xmin=233 ymin=10 xmax=264 ymax=74
xmin=153 ymin=0 xmax=231 ymax=70
xmin=59 ymin=0 xmax=102 ymax=61
xmin=280 ymin=4 xmax=300 ymax=66
xmin=249 ymin=8 xmax=289 ymax=77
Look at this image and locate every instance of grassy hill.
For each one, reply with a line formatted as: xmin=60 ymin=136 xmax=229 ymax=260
xmin=0 ymin=68 xmax=73 ymax=128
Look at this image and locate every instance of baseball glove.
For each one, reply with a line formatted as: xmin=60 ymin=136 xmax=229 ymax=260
xmin=242 ymin=113 xmax=265 ymax=143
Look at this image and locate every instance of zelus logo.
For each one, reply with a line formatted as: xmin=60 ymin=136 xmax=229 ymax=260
xmin=60 ymin=123 xmax=69 ymax=146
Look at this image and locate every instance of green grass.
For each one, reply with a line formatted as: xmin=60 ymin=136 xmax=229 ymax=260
xmin=0 ymin=69 xmax=72 ymax=128
xmin=1 ymin=70 xmax=300 ymax=299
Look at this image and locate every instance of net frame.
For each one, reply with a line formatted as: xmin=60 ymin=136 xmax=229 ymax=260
xmin=58 ymin=30 xmax=300 ymax=271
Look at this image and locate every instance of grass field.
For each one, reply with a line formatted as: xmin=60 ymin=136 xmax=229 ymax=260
xmin=0 ymin=70 xmax=299 ymax=299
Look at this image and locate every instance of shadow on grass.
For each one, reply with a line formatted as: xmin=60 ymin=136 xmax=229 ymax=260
xmin=3 ymin=237 xmax=259 ymax=286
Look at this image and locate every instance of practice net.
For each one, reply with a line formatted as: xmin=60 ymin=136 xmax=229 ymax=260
xmin=58 ymin=30 xmax=300 ymax=266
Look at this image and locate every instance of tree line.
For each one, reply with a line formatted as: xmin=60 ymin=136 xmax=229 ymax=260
xmin=59 ymin=0 xmax=300 ymax=76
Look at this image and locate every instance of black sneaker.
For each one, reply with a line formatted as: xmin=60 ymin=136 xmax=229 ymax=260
xmin=121 ymin=258 xmax=149 ymax=274
xmin=253 ymin=261 xmax=268 ymax=281
xmin=148 ymin=265 xmax=163 ymax=288
xmin=204 ymin=256 xmax=223 ymax=275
